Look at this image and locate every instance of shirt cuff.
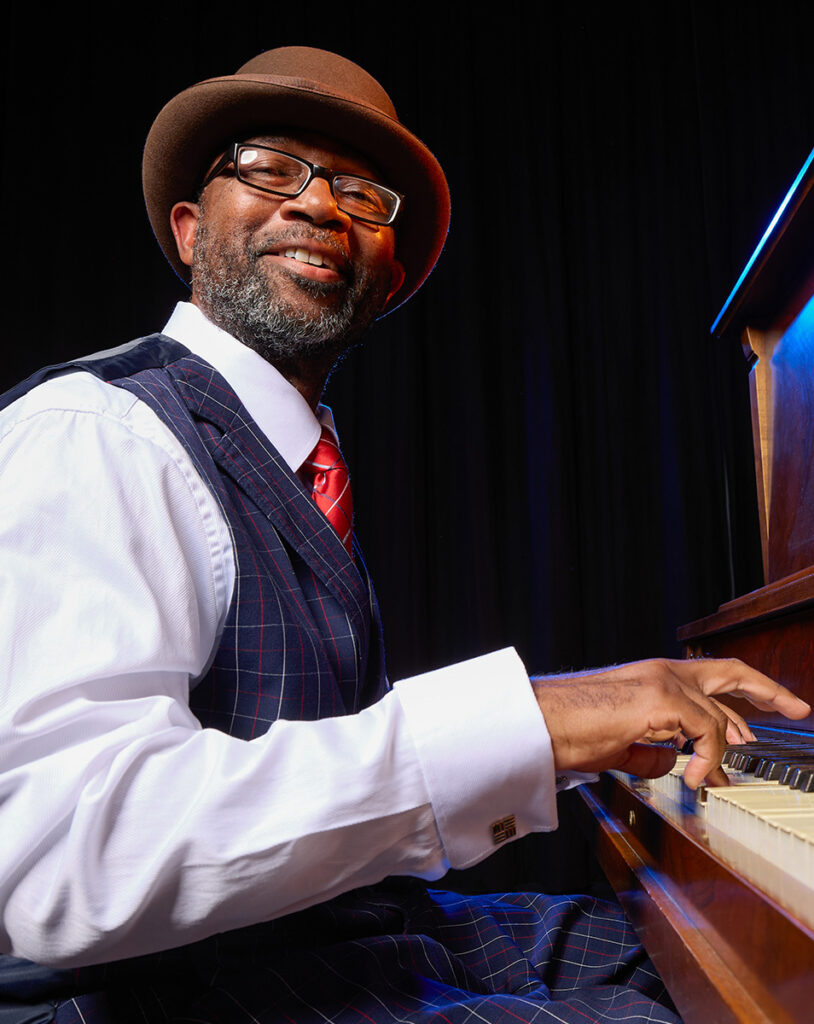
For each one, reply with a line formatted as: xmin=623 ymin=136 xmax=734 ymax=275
xmin=393 ymin=648 xmax=561 ymax=870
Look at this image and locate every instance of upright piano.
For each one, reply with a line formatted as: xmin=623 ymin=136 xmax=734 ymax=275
xmin=578 ymin=146 xmax=814 ymax=1023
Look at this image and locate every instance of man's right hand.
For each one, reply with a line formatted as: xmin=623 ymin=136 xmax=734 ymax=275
xmin=531 ymin=657 xmax=811 ymax=789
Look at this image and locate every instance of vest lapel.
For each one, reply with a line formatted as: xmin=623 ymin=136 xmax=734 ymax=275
xmin=172 ymin=359 xmax=371 ymax=628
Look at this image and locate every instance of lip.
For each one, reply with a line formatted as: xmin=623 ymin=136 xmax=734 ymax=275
xmin=262 ymin=241 xmax=349 ymax=283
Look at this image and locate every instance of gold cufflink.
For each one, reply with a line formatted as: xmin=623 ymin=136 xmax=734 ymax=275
xmin=491 ymin=815 xmax=517 ymax=845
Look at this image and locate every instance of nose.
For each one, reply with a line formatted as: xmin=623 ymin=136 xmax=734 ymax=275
xmin=281 ymin=177 xmax=353 ymax=231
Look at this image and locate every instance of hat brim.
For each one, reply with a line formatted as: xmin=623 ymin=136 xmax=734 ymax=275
xmin=143 ymin=73 xmax=450 ymax=315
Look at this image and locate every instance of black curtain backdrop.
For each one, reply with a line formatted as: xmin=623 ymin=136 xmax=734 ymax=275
xmin=3 ymin=1 xmax=813 ymax=686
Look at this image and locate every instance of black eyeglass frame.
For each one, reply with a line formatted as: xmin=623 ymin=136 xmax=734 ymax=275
xmin=200 ymin=142 xmax=404 ymax=226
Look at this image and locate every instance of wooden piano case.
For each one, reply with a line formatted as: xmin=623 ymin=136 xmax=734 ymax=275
xmin=580 ymin=146 xmax=814 ymax=1023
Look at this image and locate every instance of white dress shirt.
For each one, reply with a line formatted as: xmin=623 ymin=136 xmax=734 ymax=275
xmin=0 ymin=303 xmax=566 ymax=968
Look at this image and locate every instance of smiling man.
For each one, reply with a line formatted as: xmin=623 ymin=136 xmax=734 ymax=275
xmin=0 ymin=46 xmax=808 ymax=1024
xmin=174 ymin=133 xmax=405 ymax=404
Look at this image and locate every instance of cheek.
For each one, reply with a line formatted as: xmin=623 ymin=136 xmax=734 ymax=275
xmin=203 ymin=185 xmax=282 ymax=238
xmin=353 ymin=227 xmax=397 ymax=274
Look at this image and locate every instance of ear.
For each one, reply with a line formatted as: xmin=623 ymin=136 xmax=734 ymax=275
xmin=170 ymin=201 xmax=201 ymax=268
xmin=385 ymin=259 xmax=406 ymax=305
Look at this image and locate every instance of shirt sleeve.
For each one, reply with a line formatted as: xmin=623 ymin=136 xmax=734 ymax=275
xmin=394 ymin=649 xmax=562 ymax=867
xmin=0 ymin=374 xmax=561 ymax=969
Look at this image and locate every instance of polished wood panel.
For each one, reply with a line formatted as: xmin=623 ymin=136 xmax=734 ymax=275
xmin=578 ymin=776 xmax=814 ymax=1024
xmin=716 ymin=148 xmax=814 ymax=584
xmin=678 ymin=576 xmax=814 ymax=729
xmin=742 ymin=295 xmax=814 ymax=582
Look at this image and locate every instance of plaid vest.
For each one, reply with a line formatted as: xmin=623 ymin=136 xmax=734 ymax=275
xmin=111 ymin=335 xmax=388 ymax=728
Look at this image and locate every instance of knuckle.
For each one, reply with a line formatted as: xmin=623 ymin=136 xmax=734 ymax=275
xmin=647 ymin=658 xmax=676 ymax=692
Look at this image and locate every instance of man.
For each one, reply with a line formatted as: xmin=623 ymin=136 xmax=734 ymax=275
xmin=0 ymin=46 xmax=808 ymax=1023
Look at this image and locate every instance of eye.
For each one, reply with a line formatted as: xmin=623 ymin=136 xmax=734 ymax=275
xmin=238 ymin=149 xmax=306 ymax=190
xmin=335 ymin=177 xmax=389 ymax=214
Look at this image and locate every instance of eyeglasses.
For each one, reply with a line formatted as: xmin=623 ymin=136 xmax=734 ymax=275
xmin=200 ymin=142 xmax=404 ymax=226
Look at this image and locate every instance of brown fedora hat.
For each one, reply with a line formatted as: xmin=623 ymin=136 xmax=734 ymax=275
xmin=143 ymin=46 xmax=450 ymax=314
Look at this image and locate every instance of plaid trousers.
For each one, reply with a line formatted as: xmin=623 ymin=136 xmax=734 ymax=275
xmin=36 ymin=884 xmax=678 ymax=1023
xmin=0 ymin=341 xmax=679 ymax=1024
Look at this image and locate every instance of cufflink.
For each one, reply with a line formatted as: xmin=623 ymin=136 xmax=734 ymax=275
xmin=491 ymin=814 xmax=517 ymax=845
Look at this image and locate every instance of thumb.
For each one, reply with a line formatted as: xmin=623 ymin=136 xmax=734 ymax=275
xmin=613 ymin=742 xmax=677 ymax=779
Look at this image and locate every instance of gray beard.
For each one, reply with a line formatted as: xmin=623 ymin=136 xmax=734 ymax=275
xmin=190 ymin=218 xmax=389 ymax=374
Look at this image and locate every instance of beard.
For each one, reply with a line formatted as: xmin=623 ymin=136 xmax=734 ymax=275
xmin=190 ymin=213 xmax=392 ymax=376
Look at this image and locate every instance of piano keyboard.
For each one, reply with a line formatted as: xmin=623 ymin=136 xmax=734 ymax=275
xmin=643 ymin=735 xmax=814 ymax=930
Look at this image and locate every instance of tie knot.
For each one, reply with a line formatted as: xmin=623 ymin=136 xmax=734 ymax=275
xmin=305 ymin=433 xmax=343 ymax=482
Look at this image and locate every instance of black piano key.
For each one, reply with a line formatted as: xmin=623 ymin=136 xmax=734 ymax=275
xmin=787 ymin=762 xmax=814 ymax=789
xmin=762 ymin=755 xmax=814 ymax=782
xmin=737 ymin=753 xmax=765 ymax=772
xmin=756 ymin=750 xmax=814 ymax=778
xmin=779 ymin=759 xmax=814 ymax=785
xmin=720 ymin=738 xmax=814 ymax=787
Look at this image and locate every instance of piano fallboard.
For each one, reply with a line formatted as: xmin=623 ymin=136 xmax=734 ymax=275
xmin=678 ymin=567 xmax=814 ymax=730
xmin=577 ymin=770 xmax=814 ymax=1024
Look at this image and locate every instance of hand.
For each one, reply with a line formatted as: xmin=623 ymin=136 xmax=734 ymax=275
xmin=531 ymin=658 xmax=811 ymax=789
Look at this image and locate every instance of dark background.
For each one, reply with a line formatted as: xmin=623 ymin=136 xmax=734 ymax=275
xmin=2 ymin=0 xmax=813 ymax=690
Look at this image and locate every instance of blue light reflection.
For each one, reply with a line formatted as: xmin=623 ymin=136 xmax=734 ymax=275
xmin=712 ymin=147 xmax=814 ymax=336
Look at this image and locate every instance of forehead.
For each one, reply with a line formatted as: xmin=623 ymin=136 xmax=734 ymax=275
xmin=239 ymin=131 xmax=383 ymax=182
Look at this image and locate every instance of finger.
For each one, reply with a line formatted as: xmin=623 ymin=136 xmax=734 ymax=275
xmin=672 ymin=683 xmax=753 ymax=745
xmin=679 ymin=683 xmax=738 ymax=735
xmin=704 ymin=765 xmax=730 ymax=787
xmin=708 ymin=698 xmax=755 ymax=743
xmin=725 ymin=719 xmax=748 ymax=744
xmin=650 ymin=689 xmax=727 ymax=790
xmin=683 ymin=658 xmax=811 ymax=720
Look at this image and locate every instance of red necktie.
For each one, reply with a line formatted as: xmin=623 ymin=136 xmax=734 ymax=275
xmin=303 ymin=427 xmax=353 ymax=555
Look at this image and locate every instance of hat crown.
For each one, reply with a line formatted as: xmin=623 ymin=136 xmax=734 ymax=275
xmin=236 ymin=46 xmax=397 ymax=120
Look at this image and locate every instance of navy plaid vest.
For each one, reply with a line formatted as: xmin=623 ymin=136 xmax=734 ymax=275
xmin=116 ymin=336 xmax=389 ymax=728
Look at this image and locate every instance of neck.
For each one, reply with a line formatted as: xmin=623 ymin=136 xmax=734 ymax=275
xmin=270 ymin=356 xmax=332 ymax=411
xmin=190 ymin=296 xmax=334 ymax=410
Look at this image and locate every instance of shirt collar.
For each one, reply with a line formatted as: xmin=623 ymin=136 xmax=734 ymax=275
xmin=161 ymin=302 xmax=335 ymax=473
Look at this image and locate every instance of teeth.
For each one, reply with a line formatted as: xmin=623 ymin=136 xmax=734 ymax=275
xmin=283 ymin=248 xmax=338 ymax=272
